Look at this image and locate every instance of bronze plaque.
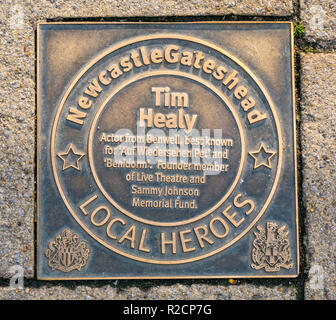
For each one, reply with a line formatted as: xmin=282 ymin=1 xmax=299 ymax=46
xmin=37 ymin=22 xmax=299 ymax=279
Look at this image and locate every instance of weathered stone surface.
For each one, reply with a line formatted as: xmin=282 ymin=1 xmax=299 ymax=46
xmin=300 ymin=53 xmax=336 ymax=299
xmin=4 ymin=0 xmax=293 ymax=20
xmin=0 ymin=23 xmax=35 ymax=278
xmin=0 ymin=117 xmax=34 ymax=278
xmin=300 ymin=0 xmax=336 ymax=44
xmin=0 ymin=282 xmax=297 ymax=300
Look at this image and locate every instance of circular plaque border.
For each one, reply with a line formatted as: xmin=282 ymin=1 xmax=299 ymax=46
xmin=51 ymin=34 xmax=283 ymax=264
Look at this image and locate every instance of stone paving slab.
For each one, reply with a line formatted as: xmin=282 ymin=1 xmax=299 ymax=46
xmin=4 ymin=0 xmax=294 ymax=21
xmin=300 ymin=53 xmax=336 ymax=299
xmin=300 ymin=0 xmax=336 ymax=44
xmin=0 ymin=117 xmax=34 ymax=279
xmin=0 ymin=282 xmax=297 ymax=300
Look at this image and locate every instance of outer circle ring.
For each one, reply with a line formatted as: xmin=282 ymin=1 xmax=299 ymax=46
xmin=51 ymin=34 xmax=283 ymax=264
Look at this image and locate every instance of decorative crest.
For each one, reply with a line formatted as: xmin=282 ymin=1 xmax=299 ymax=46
xmin=251 ymin=222 xmax=293 ymax=272
xmin=45 ymin=229 xmax=90 ymax=272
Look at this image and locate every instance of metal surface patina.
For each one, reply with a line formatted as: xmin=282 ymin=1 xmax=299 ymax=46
xmin=37 ymin=22 xmax=299 ymax=279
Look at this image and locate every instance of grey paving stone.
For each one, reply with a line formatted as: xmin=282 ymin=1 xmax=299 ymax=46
xmin=0 ymin=117 xmax=34 ymax=279
xmin=4 ymin=0 xmax=294 ymax=21
xmin=300 ymin=53 xmax=336 ymax=299
xmin=300 ymin=0 xmax=336 ymax=44
xmin=0 ymin=282 xmax=297 ymax=300
xmin=0 ymin=21 xmax=35 ymax=278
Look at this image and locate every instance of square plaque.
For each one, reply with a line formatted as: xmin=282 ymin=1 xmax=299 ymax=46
xmin=37 ymin=22 xmax=299 ymax=279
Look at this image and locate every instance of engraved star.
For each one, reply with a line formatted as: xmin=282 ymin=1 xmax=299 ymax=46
xmin=57 ymin=144 xmax=85 ymax=171
xmin=248 ymin=142 xmax=276 ymax=169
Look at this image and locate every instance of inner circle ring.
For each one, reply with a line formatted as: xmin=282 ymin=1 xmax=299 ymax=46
xmin=88 ymin=71 xmax=245 ymax=227
xmin=51 ymin=34 xmax=283 ymax=264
